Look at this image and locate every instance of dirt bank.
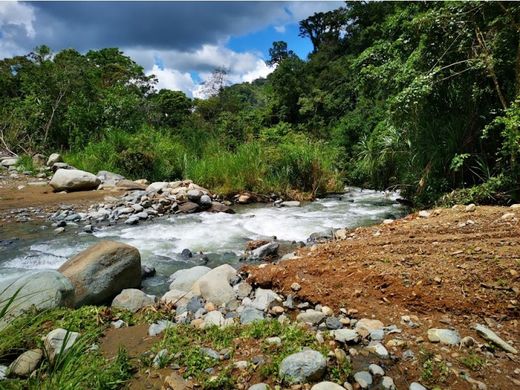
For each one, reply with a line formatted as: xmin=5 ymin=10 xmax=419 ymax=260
xmin=246 ymin=205 xmax=520 ymax=389
xmin=0 ymin=173 xmax=124 ymax=221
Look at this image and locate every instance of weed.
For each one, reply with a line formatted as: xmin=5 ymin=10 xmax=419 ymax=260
xmin=15 ymin=154 xmax=35 ymax=173
xmin=419 ymin=349 xmax=451 ymax=385
xmin=460 ymin=352 xmax=486 ymax=371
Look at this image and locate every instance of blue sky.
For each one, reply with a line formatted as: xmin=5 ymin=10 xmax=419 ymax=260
xmin=0 ymin=1 xmax=342 ymax=97
xmin=228 ymin=23 xmax=313 ymax=60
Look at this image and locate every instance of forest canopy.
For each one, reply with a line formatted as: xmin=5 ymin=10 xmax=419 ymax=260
xmin=1 ymin=1 xmax=519 ymax=205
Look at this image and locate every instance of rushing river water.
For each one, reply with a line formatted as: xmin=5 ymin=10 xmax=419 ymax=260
xmin=0 ymin=188 xmax=407 ymax=293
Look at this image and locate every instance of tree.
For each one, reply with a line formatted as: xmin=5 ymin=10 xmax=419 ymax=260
xmin=299 ymin=8 xmax=347 ymax=52
xmin=266 ymin=41 xmax=295 ymax=66
xmin=201 ymin=67 xmax=228 ymax=98
xmin=149 ymin=89 xmax=192 ymax=128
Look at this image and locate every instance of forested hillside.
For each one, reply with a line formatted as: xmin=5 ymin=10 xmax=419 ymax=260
xmin=1 ymin=1 xmax=519 ymax=205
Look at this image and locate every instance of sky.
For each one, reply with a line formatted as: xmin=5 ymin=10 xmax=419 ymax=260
xmin=0 ymin=1 xmax=343 ymax=97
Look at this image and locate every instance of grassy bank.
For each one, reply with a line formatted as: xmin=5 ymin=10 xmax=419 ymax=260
xmin=0 ymin=306 xmax=351 ymax=389
xmin=64 ymin=126 xmax=344 ymax=199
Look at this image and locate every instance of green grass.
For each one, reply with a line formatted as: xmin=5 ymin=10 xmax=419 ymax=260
xmin=154 ymin=319 xmax=345 ymax=389
xmin=460 ymin=352 xmax=486 ymax=371
xmin=14 ymin=155 xmax=36 ymax=174
xmin=0 ymin=306 xmax=136 ymax=389
xmin=2 ymin=306 xmax=354 ymax=389
xmin=65 ymin=126 xmax=343 ymax=199
xmin=419 ymin=348 xmax=451 ymax=386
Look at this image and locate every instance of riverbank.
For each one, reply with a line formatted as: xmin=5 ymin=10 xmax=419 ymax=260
xmin=1 ymin=205 xmax=518 ymax=389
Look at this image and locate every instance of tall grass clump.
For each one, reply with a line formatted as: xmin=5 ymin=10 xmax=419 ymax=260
xmin=266 ymin=133 xmax=344 ymax=197
xmin=66 ymin=126 xmax=187 ymax=182
xmin=186 ymin=141 xmax=267 ymax=195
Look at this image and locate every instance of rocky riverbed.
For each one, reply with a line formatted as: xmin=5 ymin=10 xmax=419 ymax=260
xmin=2 ymin=154 xmax=518 ymax=389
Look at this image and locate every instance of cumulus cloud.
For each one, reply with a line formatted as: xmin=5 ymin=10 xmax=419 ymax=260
xmin=149 ymin=65 xmax=197 ymax=97
xmin=141 ymin=46 xmax=275 ymax=97
xmin=0 ymin=1 xmax=341 ymax=96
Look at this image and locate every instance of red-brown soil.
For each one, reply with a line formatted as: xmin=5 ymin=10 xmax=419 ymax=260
xmin=246 ymin=206 xmax=520 ymax=389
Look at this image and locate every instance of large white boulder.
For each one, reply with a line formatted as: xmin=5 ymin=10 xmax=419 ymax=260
xmin=49 ymin=168 xmax=101 ymax=192
xmin=0 ymin=271 xmax=74 ymax=330
xmin=191 ymin=264 xmax=236 ymax=306
xmin=169 ymin=266 xmax=211 ymax=292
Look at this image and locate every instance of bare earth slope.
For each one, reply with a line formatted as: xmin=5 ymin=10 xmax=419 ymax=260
xmin=247 ymin=206 xmax=520 ymax=389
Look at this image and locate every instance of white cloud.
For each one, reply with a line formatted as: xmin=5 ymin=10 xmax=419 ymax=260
xmin=0 ymin=1 xmax=35 ymax=59
xmin=0 ymin=1 xmax=35 ymax=38
xmin=132 ymin=44 xmax=276 ymax=98
xmin=240 ymin=60 xmax=275 ymax=83
xmin=274 ymin=25 xmax=286 ymax=34
xmin=149 ymin=65 xmax=197 ymax=97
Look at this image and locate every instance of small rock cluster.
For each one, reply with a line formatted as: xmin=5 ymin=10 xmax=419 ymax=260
xmin=1 ymin=327 xmax=79 ymax=379
xmin=49 ymin=179 xmax=234 ymax=232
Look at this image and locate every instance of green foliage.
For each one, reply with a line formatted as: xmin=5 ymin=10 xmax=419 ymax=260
xmin=14 ymin=155 xmax=35 ymax=173
xmin=2 ymin=1 xmax=520 ymax=203
xmin=460 ymin=352 xmax=486 ymax=371
xmin=437 ymin=175 xmax=513 ymax=206
xmin=66 ymin=126 xmax=187 ymax=181
xmin=419 ymin=348 xmax=451 ymax=386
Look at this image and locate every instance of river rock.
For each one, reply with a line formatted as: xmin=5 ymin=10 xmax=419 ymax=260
xmin=280 ymin=201 xmax=301 ymax=207
xmin=0 ymin=271 xmax=74 ymax=329
xmin=161 ymin=289 xmax=195 ymax=307
xmin=199 ymin=195 xmax=212 ymax=208
xmin=169 ymin=266 xmax=211 ymax=292
xmin=191 ymin=264 xmax=236 ymax=306
xmin=8 ymin=349 xmax=43 ymax=377
xmin=355 ymin=318 xmax=384 ymax=333
xmin=177 ymin=201 xmax=199 ymax=214
xmin=187 ymin=189 xmax=203 ymax=202
xmin=249 ymin=384 xmax=270 ymax=390
xmin=46 ymin=153 xmax=63 ymax=166
xmin=251 ymin=288 xmax=282 ymax=311
xmin=410 ymin=383 xmax=427 ymax=390
xmin=368 ymin=364 xmax=385 ymax=377
xmin=148 ymin=320 xmax=174 ymax=336
xmin=248 ymin=242 xmax=279 ymax=261
xmin=366 ymin=342 xmax=389 ymax=358
xmin=325 ymin=317 xmax=342 ymax=330
xmin=1 ymin=157 xmax=18 ymax=167
xmin=44 ymin=328 xmax=80 ymax=364
xmin=354 ymin=371 xmax=373 ymax=388
xmin=475 ymin=324 xmax=518 ymax=353
xmin=240 ymin=307 xmax=265 ymax=324
xmin=146 ymin=182 xmax=168 ymax=192
xmin=311 ymin=382 xmax=344 ymax=390
xmin=296 ymin=309 xmax=326 ymax=325
xmin=333 ymin=329 xmax=359 ymax=343
xmin=208 ymin=201 xmax=234 ymax=214
xmin=111 ymin=289 xmax=155 ymax=312
xmin=97 ymin=171 xmax=124 ymax=185
xmin=382 ymin=376 xmax=396 ymax=390
xmin=427 ymin=328 xmax=461 ymax=345
xmin=279 ymin=349 xmax=326 ymax=384
xmin=58 ymin=240 xmax=141 ymax=307
xmin=50 ymin=169 xmax=101 ymax=192
xmin=204 ymin=310 xmax=225 ymax=327
xmin=234 ymin=282 xmax=253 ymax=299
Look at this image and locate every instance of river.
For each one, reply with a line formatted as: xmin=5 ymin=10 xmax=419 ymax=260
xmin=0 ymin=188 xmax=407 ymax=293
